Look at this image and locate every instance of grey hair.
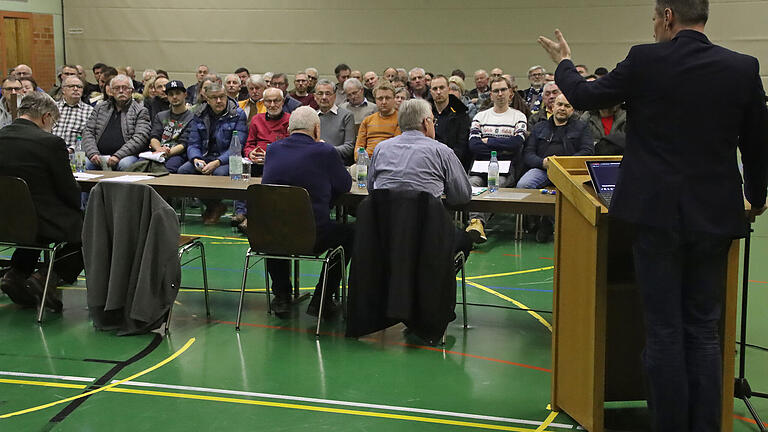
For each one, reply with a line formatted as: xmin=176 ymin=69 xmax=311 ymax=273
xmin=263 ymin=72 xmax=274 ymax=79
xmin=288 ymin=106 xmax=320 ymax=133
xmin=315 ymin=79 xmax=334 ymax=91
xmin=543 ymin=81 xmax=559 ymax=92
xmin=342 ymin=77 xmax=363 ymax=92
xmin=528 ymin=65 xmax=545 ymax=74
xmin=304 ymin=67 xmax=318 ymax=75
xmin=398 ymin=99 xmax=432 ymax=132
xmin=18 ymin=91 xmax=59 ymax=121
xmin=225 ymin=73 xmax=240 ymax=83
xmin=655 ymin=0 xmax=708 ymax=25
xmin=142 ymin=69 xmax=156 ymax=80
xmin=206 ymin=82 xmax=224 ymax=93
xmin=262 ymin=87 xmax=283 ymax=100
xmin=62 ymin=75 xmax=83 ymax=86
xmin=474 ymin=69 xmax=488 ymax=77
xmin=110 ymin=74 xmax=133 ymax=88
xmin=247 ymin=74 xmax=267 ymax=87
xmin=408 ymin=67 xmax=425 ymax=76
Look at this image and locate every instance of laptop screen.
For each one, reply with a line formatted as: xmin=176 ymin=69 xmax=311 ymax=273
xmin=586 ymin=161 xmax=620 ymax=194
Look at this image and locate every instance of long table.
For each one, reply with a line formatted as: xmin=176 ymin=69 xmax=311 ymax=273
xmin=75 ymin=171 xmax=555 ymax=215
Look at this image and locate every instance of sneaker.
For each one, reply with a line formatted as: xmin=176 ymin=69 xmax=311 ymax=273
xmin=465 ymin=219 xmax=487 ymax=244
xmin=230 ymin=213 xmax=246 ymax=227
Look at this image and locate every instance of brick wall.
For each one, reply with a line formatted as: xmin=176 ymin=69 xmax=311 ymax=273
xmin=30 ymin=13 xmax=55 ymax=91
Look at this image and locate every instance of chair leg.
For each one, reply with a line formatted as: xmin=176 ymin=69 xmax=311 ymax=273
xmin=165 ymin=283 xmax=176 ymax=334
xmin=340 ymin=250 xmax=347 ymax=319
xmin=180 ymin=198 xmax=186 ymax=223
xmin=315 ymin=258 xmax=331 ymax=337
xmin=293 ymin=260 xmax=300 ymax=300
xmin=37 ymin=247 xmax=58 ymax=324
xmin=197 ymin=242 xmax=210 ymax=318
xmin=461 ymin=258 xmax=468 ymax=329
xmin=264 ymin=258 xmax=271 ymax=314
xmin=236 ymin=253 xmax=251 ymax=331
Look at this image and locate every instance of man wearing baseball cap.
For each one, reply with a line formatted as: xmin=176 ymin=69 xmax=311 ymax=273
xmin=147 ymin=80 xmax=193 ymax=173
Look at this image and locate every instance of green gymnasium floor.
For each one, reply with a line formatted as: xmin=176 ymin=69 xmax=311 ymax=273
xmin=1 ymin=210 xmax=767 ymax=431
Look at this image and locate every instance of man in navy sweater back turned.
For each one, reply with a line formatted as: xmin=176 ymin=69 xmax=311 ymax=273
xmin=261 ymin=106 xmax=354 ymax=317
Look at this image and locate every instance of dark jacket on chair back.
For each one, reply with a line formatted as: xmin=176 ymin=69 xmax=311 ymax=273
xmin=346 ymin=189 xmax=456 ymax=344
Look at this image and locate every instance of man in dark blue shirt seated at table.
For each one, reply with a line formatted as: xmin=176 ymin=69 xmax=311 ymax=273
xmin=261 ymin=106 xmax=354 ymax=317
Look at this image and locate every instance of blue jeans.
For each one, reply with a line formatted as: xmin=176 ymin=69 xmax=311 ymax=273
xmin=165 ymin=155 xmax=187 ymax=173
xmin=177 ymin=157 xmax=229 ymax=176
xmin=85 ymin=155 xmax=139 ymax=171
xmin=632 ymin=224 xmax=730 ymax=432
xmin=515 ymin=168 xmax=551 ymax=189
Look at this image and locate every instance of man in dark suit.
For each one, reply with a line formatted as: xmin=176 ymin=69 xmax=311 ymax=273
xmin=0 ymin=92 xmax=84 ymax=312
xmin=539 ymin=1 xmax=768 ymax=430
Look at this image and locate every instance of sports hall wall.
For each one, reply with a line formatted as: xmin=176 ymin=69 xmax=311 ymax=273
xmin=11 ymin=1 xmax=768 ymax=87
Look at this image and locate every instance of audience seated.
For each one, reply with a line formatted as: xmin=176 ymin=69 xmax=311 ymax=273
xmin=523 ymin=65 xmax=546 ymax=113
xmin=82 ymin=74 xmax=150 ymax=171
xmin=48 ymin=65 xmax=78 ymax=101
xmin=429 ymin=75 xmax=471 ymax=170
xmin=354 ymin=81 xmax=401 ymax=160
xmin=224 ymin=73 xmax=241 ymax=101
xmin=466 ymin=77 xmax=529 ymax=242
xmin=580 ymin=103 xmax=627 ymax=155
xmin=232 ymin=87 xmax=291 ymax=231
xmin=146 ymin=80 xmax=193 ymax=173
xmin=51 ymin=75 xmax=93 ymax=152
xmin=468 ymin=69 xmax=490 ymax=104
xmin=144 ymin=76 xmax=170 ymax=120
xmin=314 ymin=79 xmax=355 ymax=164
xmin=289 ymin=71 xmax=317 ymax=109
xmin=305 ymin=67 xmax=319 ymax=92
xmin=178 ymin=82 xmax=247 ymax=224
xmin=517 ymin=94 xmax=594 ymax=241
xmin=362 ymin=71 xmax=377 ymax=102
xmin=408 ymin=67 xmax=429 ymax=99
xmin=448 ymin=76 xmax=477 ymax=120
xmin=575 ymin=64 xmax=589 ymax=77
xmin=368 ymin=98 xmax=480 ymax=256
xmin=383 ymin=67 xmax=397 ymax=83
xmin=268 ymin=73 xmax=301 ymax=113
xmin=13 ymin=64 xmax=43 ymax=92
xmin=0 ymin=92 xmax=84 ymax=311
xmin=394 ymin=87 xmax=409 ymax=110
xmin=334 ymin=63 xmax=351 ymax=104
xmin=528 ymin=81 xmax=561 ymax=129
xmin=20 ymin=78 xmax=38 ymax=96
xmin=340 ymin=78 xmax=377 ymax=127
xmin=84 ymin=63 xmax=104 ymax=96
xmin=261 ymin=106 xmax=353 ymax=317
xmin=234 ymin=67 xmax=250 ymax=101
xmin=185 ymin=64 xmax=209 ymax=105
xmin=238 ymin=74 xmax=267 ymax=123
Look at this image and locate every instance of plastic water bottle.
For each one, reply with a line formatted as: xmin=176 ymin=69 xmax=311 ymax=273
xmin=356 ymin=148 xmax=369 ymax=188
xmin=229 ymin=130 xmax=243 ymax=181
xmin=488 ymin=151 xmax=499 ymax=193
xmin=74 ymin=135 xmax=86 ymax=172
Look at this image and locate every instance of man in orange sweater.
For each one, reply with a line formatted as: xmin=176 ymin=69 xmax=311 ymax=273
xmin=354 ymin=81 xmax=401 ymax=161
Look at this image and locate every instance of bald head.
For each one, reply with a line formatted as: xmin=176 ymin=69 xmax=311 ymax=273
xmin=14 ymin=64 xmax=32 ymax=79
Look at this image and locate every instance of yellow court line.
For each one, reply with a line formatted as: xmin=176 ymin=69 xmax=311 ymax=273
xmin=0 ymin=337 xmax=195 ymax=419
xmin=466 ymin=281 xmax=552 ymax=332
xmin=0 ymin=378 xmax=555 ymax=431
xmin=464 ymin=266 xmax=554 ymax=281
xmin=534 ymin=411 xmax=559 ymax=432
xmin=183 ymin=233 xmax=247 ymax=241
xmin=210 ymin=242 xmax=250 ymax=245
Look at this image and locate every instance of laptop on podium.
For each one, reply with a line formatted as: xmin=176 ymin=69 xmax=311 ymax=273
xmin=585 ymin=161 xmax=620 ymax=207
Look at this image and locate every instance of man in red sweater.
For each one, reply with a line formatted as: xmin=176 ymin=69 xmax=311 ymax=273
xmin=233 ymin=87 xmax=290 ymax=232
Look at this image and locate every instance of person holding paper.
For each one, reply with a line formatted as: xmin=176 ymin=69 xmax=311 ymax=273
xmin=466 ymin=76 xmax=528 ymax=243
xmin=146 ymin=80 xmax=193 ymax=173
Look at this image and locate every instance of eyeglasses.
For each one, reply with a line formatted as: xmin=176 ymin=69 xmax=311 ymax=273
xmin=529 ymin=73 xmax=544 ymax=78
xmin=111 ymin=86 xmax=132 ymax=93
xmin=315 ymin=91 xmax=333 ymax=97
xmin=425 ymin=117 xmax=436 ymax=124
xmin=490 ymin=88 xmax=509 ymax=94
xmin=3 ymin=86 xmax=22 ymax=92
xmin=263 ymin=98 xmax=283 ymax=105
xmin=64 ymin=84 xmax=84 ymax=89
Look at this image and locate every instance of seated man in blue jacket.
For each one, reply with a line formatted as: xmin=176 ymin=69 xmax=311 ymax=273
xmin=262 ymin=106 xmax=353 ymax=317
xmin=177 ymin=83 xmax=247 ymax=224
xmin=518 ymin=93 xmax=594 ymax=241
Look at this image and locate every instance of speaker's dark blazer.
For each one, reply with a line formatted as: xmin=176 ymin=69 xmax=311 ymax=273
xmin=0 ymin=118 xmax=83 ymax=243
xmin=556 ymin=30 xmax=768 ymax=237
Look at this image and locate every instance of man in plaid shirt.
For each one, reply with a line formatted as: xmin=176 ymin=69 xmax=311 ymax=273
xmin=51 ymin=75 xmax=93 ymax=152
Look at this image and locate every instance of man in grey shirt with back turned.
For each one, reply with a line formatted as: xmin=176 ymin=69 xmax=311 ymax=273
xmin=368 ymin=99 xmax=485 ymax=257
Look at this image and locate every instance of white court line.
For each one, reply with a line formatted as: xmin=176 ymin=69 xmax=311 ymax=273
xmin=0 ymin=370 xmax=575 ymax=429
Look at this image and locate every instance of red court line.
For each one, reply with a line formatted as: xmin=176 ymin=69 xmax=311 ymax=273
xmin=213 ymin=320 xmax=551 ymax=373
xmin=734 ymin=413 xmax=768 ymax=427
xmin=538 ymin=257 xmax=553 ymax=260
xmin=749 ymin=279 xmax=767 ymax=284
xmin=503 ymin=254 xmax=520 ymax=257
xmin=469 ymin=251 xmax=486 ymax=254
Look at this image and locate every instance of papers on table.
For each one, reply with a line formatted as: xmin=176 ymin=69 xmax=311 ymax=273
xmin=100 ymin=175 xmax=154 ymax=183
xmin=471 ymin=187 xmax=487 ymax=196
xmin=482 ymin=191 xmax=531 ymax=200
xmin=139 ymin=151 xmax=166 ymax=163
xmin=73 ymin=172 xmax=103 ymax=180
xmin=470 ymin=160 xmax=511 ymax=174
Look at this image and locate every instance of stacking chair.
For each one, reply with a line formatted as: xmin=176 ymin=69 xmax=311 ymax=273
xmin=0 ymin=176 xmax=66 ymax=323
xmin=166 ymin=235 xmax=210 ymax=330
xmin=235 ymin=184 xmax=347 ymax=337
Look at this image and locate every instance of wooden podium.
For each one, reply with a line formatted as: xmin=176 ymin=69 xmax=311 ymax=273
xmin=547 ymin=156 xmax=739 ymax=432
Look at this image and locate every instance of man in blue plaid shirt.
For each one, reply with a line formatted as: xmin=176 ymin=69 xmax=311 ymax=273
xmin=51 ymin=75 xmax=93 ymax=152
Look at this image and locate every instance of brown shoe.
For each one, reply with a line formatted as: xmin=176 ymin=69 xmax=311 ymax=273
xmin=237 ymin=218 xmax=248 ymax=235
xmin=230 ymin=213 xmax=246 ymax=227
xmin=203 ymin=202 xmax=226 ymax=225
xmin=1 ymin=268 xmax=36 ymax=307
xmin=25 ymin=270 xmax=62 ymax=313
